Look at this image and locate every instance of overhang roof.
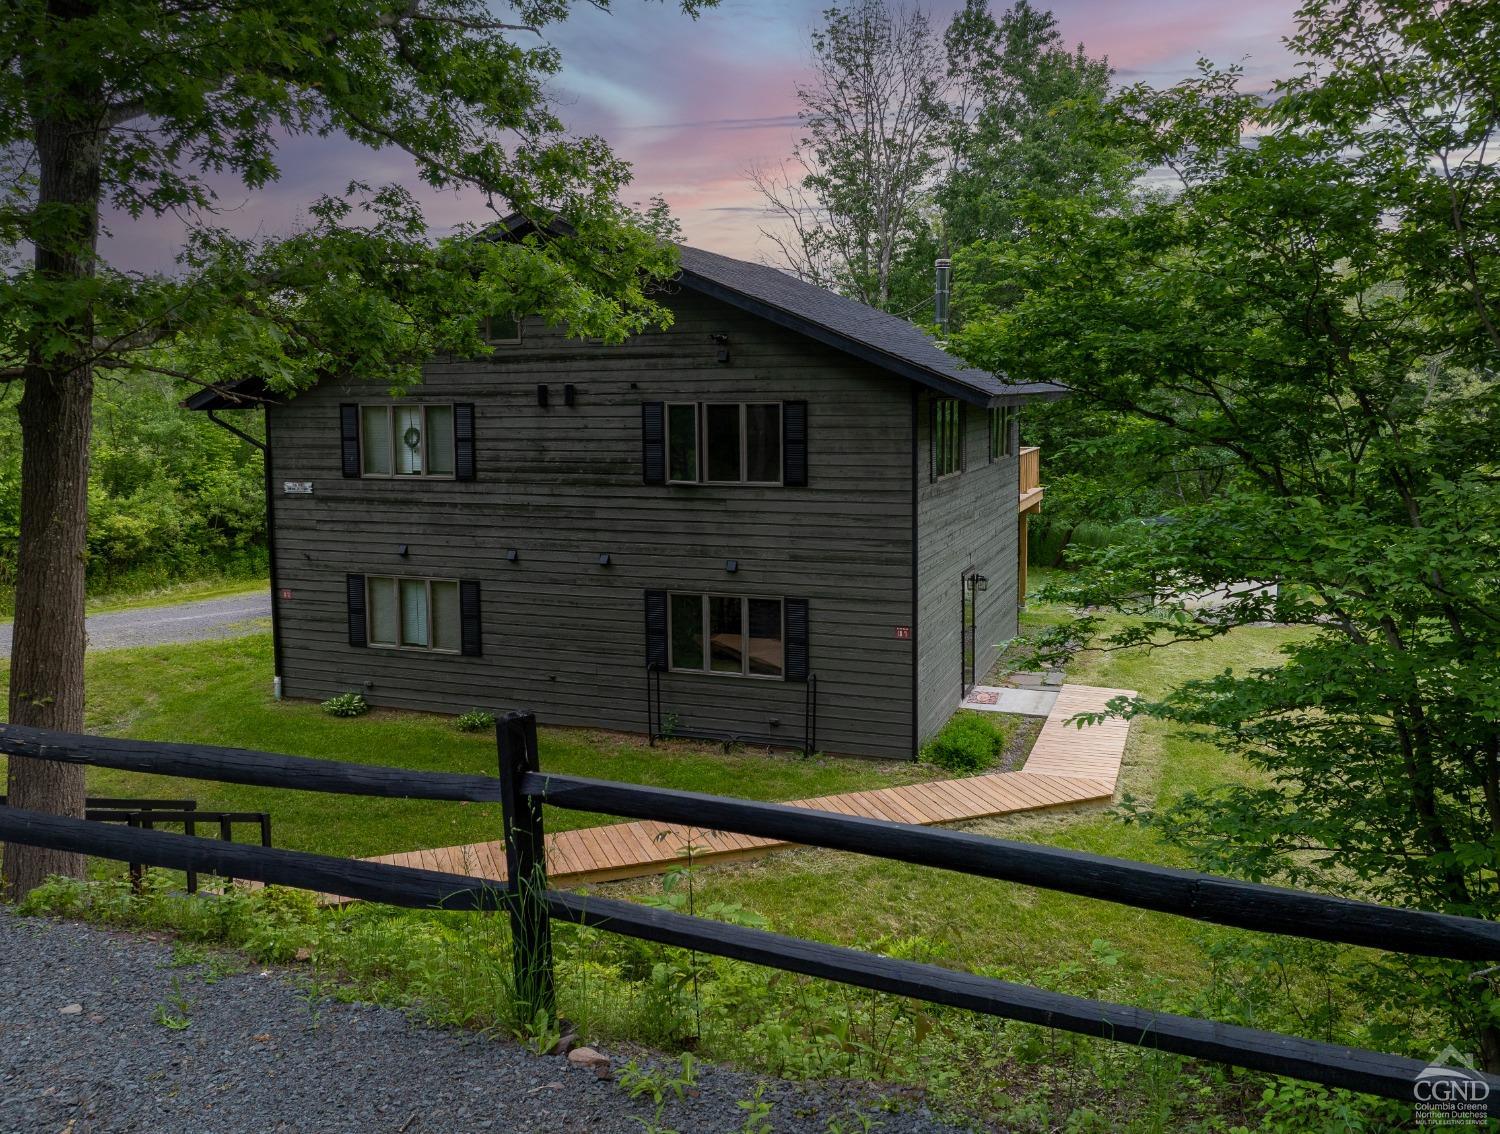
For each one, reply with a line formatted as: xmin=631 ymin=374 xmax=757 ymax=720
xmin=186 ymin=214 xmax=1067 ymax=410
xmin=674 ymin=245 xmax=1065 ymax=408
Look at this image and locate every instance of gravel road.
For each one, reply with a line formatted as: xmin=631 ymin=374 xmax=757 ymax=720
xmin=0 ymin=591 xmax=271 ymax=658
xmin=0 ymin=909 xmax=967 ymax=1134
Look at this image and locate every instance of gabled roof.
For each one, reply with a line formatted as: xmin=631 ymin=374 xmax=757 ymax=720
xmin=674 ymin=246 xmax=1064 ymax=407
xmin=186 ymin=214 xmax=1067 ymax=411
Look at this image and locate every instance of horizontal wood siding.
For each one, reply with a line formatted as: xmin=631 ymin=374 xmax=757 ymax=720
xmin=266 ymin=291 xmax=916 ymax=759
xmin=914 ymin=392 xmax=1020 ymax=747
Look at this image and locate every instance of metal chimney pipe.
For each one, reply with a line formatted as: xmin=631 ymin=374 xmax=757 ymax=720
xmin=934 ymin=258 xmax=951 ymax=334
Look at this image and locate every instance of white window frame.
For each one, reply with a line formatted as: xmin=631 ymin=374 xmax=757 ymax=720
xmin=665 ymin=402 xmax=784 ymax=486
xmin=359 ymin=403 xmax=457 ymax=480
xmin=667 ymin=591 xmax=786 ymax=679
xmin=366 ymin=575 xmax=461 ymax=653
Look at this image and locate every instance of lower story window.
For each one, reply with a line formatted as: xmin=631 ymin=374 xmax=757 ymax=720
xmin=669 ymin=593 xmax=784 ymax=678
xmin=368 ymin=576 xmax=461 ymax=652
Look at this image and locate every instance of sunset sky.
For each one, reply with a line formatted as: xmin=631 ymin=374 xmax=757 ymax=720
xmin=105 ymin=0 xmax=1304 ymax=271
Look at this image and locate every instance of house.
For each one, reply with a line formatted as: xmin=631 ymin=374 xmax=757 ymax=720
xmin=188 ymin=232 xmax=1061 ymax=760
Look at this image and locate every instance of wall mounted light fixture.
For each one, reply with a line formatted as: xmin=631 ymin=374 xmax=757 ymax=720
xmin=598 ymin=553 xmax=611 ymax=567
xmin=506 ymin=549 xmax=519 ymax=562
xmin=725 ymin=559 xmax=738 ymax=573
xmin=536 ymin=384 xmax=549 ymax=408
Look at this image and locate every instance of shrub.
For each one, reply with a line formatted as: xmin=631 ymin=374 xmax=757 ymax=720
xmin=919 ymin=711 xmax=1006 ymax=774
xmin=321 ymin=691 xmax=370 ymax=718
xmin=454 ymin=709 xmax=496 ymax=733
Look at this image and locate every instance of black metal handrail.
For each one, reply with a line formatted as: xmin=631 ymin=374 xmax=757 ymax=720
xmin=645 ymin=666 xmax=818 ymax=755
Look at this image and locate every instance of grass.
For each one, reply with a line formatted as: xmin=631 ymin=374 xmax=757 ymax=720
xmin=0 ymin=632 xmax=942 ymax=859
xmin=5 ymin=583 xmax=1397 ymax=1131
xmin=604 ymin=592 xmax=1309 ymax=994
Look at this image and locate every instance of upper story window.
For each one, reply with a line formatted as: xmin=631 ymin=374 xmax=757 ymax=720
xmin=989 ymin=405 xmax=1017 ymax=461
xmin=367 ymin=575 xmax=461 ymax=652
xmin=932 ymin=398 xmax=963 ymax=480
xmin=669 ymin=592 xmax=784 ymax=678
xmin=668 ymin=402 xmax=783 ymax=485
xmin=359 ymin=404 xmax=455 ymax=478
xmin=483 ymin=314 xmax=523 ymax=345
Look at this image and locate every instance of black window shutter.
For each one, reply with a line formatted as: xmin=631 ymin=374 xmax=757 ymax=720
xmin=782 ymin=400 xmax=808 ymax=487
xmin=459 ymin=579 xmax=482 ymax=656
xmin=340 ymin=404 xmax=361 ymax=478
xmin=644 ymin=589 xmax=668 ymax=669
xmin=1009 ymin=407 xmax=1020 ymax=456
xmin=784 ymin=598 xmax=809 ymax=682
xmin=454 ymin=403 xmax=477 ymax=481
xmin=642 ymin=402 xmax=666 ymax=485
xmin=346 ymin=574 xmax=367 ymax=647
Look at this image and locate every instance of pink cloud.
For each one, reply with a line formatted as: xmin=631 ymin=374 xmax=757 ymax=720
xmin=99 ymin=0 xmax=1303 ymax=272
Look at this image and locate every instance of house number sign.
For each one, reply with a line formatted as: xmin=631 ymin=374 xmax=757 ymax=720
xmin=283 ymin=481 xmax=314 ymax=495
xmin=894 ymin=625 xmax=912 ymax=640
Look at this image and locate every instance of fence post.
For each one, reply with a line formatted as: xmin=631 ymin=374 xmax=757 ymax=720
xmin=497 ymin=710 xmax=555 ymax=1025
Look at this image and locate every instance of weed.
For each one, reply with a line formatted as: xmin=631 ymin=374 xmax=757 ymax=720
xmin=736 ymin=1083 xmax=774 ymax=1134
xmin=153 ymin=976 xmax=193 ymax=1030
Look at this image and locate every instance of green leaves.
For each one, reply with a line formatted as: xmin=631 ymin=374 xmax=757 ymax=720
xmin=956 ymin=0 xmax=1500 ymax=1063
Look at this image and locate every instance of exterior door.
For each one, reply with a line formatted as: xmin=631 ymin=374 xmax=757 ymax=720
xmin=961 ymin=569 xmax=977 ymax=696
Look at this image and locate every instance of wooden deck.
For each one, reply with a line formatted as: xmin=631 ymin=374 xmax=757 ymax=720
xmin=352 ymin=683 xmax=1135 ymax=894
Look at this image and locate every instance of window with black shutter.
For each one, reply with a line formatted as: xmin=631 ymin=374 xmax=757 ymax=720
xmin=661 ymin=592 xmax=803 ymax=680
xmin=459 ymin=579 xmax=482 ymax=656
xmin=346 ymin=574 xmax=367 ymax=646
xmin=454 ymin=403 xmax=477 ymax=481
xmin=783 ymin=400 xmax=808 ymax=487
xmin=353 ymin=574 xmax=471 ymax=653
xmin=340 ymin=405 xmax=361 ymax=478
xmin=783 ymin=597 xmax=810 ymax=683
xmin=644 ymin=589 xmax=669 ymax=669
xmin=642 ymin=402 xmax=667 ymax=485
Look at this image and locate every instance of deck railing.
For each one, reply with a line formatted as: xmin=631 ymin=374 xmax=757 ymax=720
xmin=1019 ymin=445 xmax=1041 ymax=495
xmin=0 ymin=714 xmax=1497 ymax=1109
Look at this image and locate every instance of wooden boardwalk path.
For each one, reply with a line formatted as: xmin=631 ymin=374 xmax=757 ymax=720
xmin=361 ymin=683 xmax=1135 ymax=891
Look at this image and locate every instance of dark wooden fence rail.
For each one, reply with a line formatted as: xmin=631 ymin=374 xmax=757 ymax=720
xmin=1 ymin=716 xmax=1497 ymax=1110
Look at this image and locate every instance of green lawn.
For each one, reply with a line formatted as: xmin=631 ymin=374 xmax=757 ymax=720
xmin=0 ymin=633 xmax=940 ymax=858
xmin=604 ymin=601 xmax=1308 ymax=994
xmin=2 ymin=592 xmax=1311 ymax=997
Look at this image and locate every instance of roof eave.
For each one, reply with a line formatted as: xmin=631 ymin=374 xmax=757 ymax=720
xmin=677 ymin=268 xmax=1063 ymax=408
xmin=181 ymin=379 xmax=276 ymax=412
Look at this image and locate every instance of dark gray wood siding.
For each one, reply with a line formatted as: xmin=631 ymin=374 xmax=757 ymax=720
xmin=914 ymin=392 xmax=1021 ymax=747
xmin=266 ymin=291 xmax=918 ymax=759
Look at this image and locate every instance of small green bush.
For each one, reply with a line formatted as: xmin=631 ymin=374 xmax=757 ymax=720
xmin=321 ymin=691 xmax=370 ymax=718
xmin=454 ymin=709 xmax=496 ymax=733
xmin=919 ymin=711 xmax=1006 ymax=774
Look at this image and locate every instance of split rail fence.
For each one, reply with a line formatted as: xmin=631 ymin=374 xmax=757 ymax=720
xmin=0 ymin=712 xmax=1497 ymax=1111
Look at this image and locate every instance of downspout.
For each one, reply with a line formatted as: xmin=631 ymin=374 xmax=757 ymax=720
xmin=910 ymin=385 xmax=921 ymax=761
xmin=205 ymin=408 xmax=284 ymax=700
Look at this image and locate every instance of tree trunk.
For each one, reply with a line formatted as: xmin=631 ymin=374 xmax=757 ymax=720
xmin=2 ymin=100 xmax=102 ymax=901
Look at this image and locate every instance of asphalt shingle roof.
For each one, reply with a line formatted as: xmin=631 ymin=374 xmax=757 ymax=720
xmin=676 ymin=245 xmax=1065 ymax=407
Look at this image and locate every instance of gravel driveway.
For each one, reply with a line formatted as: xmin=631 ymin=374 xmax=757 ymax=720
xmin=0 ymin=591 xmax=271 ymax=658
xmin=0 ymin=909 xmax=966 ymax=1134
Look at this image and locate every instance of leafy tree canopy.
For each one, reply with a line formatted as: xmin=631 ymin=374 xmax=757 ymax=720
xmin=952 ymin=0 xmax=1500 ymax=1063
